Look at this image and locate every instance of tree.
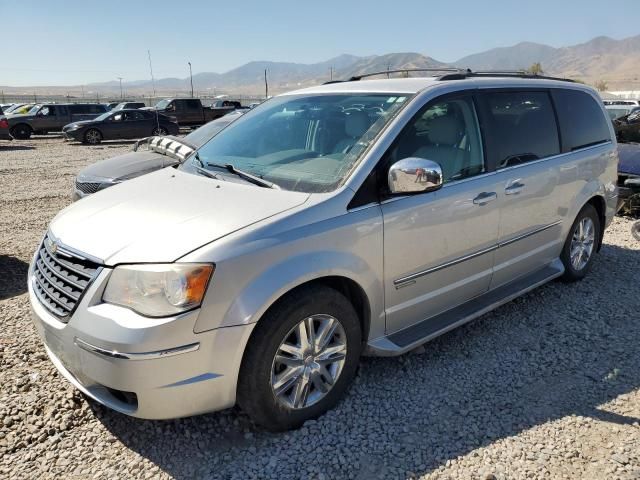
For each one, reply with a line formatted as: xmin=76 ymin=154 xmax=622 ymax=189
xmin=595 ymin=80 xmax=608 ymax=92
xmin=528 ymin=62 xmax=544 ymax=75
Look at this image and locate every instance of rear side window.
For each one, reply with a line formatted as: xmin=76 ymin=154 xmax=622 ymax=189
xmin=481 ymin=91 xmax=560 ymax=168
xmin=551 ymin=89 xmax=611 ymax=151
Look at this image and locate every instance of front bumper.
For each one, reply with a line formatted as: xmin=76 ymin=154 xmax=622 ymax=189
xmin=28 ymin=266 xmax=255 ymax=419
xmin=62 ymin=130 xmax=82 ymax=142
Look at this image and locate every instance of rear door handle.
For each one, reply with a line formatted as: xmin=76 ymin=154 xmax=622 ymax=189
xmin=472 ymin=192 xmax=497 ymax=205
xmin=505 ymin=180 xmax=525 ymax=195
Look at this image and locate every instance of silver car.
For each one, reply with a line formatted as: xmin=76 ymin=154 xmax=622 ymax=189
xmin=29 ymin=73 xmax=618 ymax=431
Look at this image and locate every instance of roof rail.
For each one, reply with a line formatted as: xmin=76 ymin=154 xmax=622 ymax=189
xmin=347 ymin=68 xmax=467 ymax=82
xmin=438 ymin=70 xmax=576 ymax=83
xmin=322 ymin=68 xmax=576 ymax=85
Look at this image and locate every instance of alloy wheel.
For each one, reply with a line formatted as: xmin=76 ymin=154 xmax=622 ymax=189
xmin=270 ymin=314 xmax=347 ymax=409
xmin=85 ymin=130 xmax=101 ymax=144
xmin=569 ymin=217 xmax=595 ymax=271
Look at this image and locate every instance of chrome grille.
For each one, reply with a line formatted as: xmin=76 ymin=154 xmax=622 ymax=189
xmin=32 ymin=235 xmax=100 ymax=321
xmin=75 ymin=180 xmax=102 ymax=194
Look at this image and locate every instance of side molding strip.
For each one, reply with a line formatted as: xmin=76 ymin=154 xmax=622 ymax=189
xmin=393 ymin=220 xmax=563 ymax=288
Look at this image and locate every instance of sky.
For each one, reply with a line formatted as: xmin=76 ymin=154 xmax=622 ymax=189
xmin=2 ymin=0 xmax=640 ymax=86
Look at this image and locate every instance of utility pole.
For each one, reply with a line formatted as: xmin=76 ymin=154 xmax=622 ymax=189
xmin=329 ymin=66 xmax=333 ymax=81
xmin=264 ymin=69 xmax=268 ymax=99
xmin=117 ymin=77 xmax=123 ymax=100
xmin=1 ymin=90 xmax=4 ymax=103
xmin=147 ymin=50 xmax=157 ymax=98
xmin=188 ymin=62 xmax=194 ymax=98
xmin=81 ymin=85 xmax=85 ymax=99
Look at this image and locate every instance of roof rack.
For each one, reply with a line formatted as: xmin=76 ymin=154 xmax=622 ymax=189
xmin=438 ymin=70 xmax=576 ymax=83
xmin=322 ymin=68 xmax=467 ymax=84
xmin=324 ymin=68 xmax=575 ymax=84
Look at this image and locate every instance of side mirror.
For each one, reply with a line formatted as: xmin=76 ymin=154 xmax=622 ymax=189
xmin=388 ymin=157 xmax=443 ymax=194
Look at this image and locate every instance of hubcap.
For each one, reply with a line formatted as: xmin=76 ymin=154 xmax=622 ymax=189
xmin=570 ymin=217 xmax=595 ymax=271
xmin=270 ymin=314 xmax=347 ymax=409
xmin=87 ymin=131 xmax=99 ymax=143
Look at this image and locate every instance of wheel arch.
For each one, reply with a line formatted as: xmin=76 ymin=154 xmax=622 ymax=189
xmin=586 ymin=194 xmax=606 ymax=251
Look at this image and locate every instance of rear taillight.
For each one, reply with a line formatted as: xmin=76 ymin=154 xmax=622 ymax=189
xmin=0 ymin=119 xmax=8 ymax=128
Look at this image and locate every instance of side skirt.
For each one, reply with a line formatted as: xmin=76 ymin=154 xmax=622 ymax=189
xmin=365 ymin=259 xmax=564 ymax=356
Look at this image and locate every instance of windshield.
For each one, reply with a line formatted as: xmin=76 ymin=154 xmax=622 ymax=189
xmin=608 ymin=108 xmax=633 ymax=120
xmin=94 ymin=111 xmax=113 ymax=122
xmin=182 ymin=93 xmax=409 ymax=192
xmin=183 ymin=114 xmax=242 ymax=147
xmin=155 ymin=99 xmax=171 ymax=109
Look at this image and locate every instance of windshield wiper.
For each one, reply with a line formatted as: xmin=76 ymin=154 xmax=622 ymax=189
xmin=194 ymin=165 xmax=220 ymax=180
xmin=205 ymin=162 xmax=279 ymax=189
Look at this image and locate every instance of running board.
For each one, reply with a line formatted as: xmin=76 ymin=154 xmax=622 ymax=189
xmin=366 ymin=259 xmax=564 ymax=356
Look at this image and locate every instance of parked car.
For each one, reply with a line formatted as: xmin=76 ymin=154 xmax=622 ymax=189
xmin=5 ymin=103 xmax=36 ymax=115
xmin=612 ymin=109 xmax=640 ymax=143
xmin=0 ymin=114 xmax=12 ymax=141
xmin=105 ymin=102 xmax=120 ymax=111
xmin=29 ymin=74 xmax=617 ymax=431
xmin=0 ymin=103 xmax=14 ymax=111
xmin=603 ymin=99 xmax=640 ymax=106
xmin=605 ymin=104 xmax=640 ymax=121
xmin=616 ymin=142 xmax=640 ymax=215
xmin=8 ymin=103 xmax=108 ymax=139
xmin=62 ymin=109 xmax=179 ymax=144
xmin=146 ymin=98 xmax=241 ymax=126
xmin=73 ymin=110 xmax=244 ymax=200
xmin=112 ymin=102 xmax=146 ymax=111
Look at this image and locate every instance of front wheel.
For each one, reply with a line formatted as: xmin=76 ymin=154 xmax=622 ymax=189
xmin=152 ymin=126 xmax=168 ymax=136
xmin=560 ymin=203 xmax=600 ymax=282
xmin=11 ymin=124 xmax=32 ymax=140
xmin=83 ymin=129 xmax=102 ymax=145
xmin=238 ymin=285 xmax=362 ymax=431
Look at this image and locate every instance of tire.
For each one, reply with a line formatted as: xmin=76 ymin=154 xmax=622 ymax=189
xmin=632 ymin=221 xmax=640 ymax=241
xmin=83 ymin=129 xmax=102 ymax=145
xmin=11 ymin=124 xmax=32 ymax=140
xmin=152 ymin=126 xmax=168 ymax=136
xmin=237 ymin=284 xmax=362 ymax=431
xmin=560 ymin=203 xmax=600 ymax=282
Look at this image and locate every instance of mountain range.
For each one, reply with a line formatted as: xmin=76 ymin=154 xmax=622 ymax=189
xmin=3 ymin=35 xmax=640 ymax=97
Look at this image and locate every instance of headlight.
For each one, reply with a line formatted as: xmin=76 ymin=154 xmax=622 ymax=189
xmin=103 ymin=263 xmax=214 ymax=317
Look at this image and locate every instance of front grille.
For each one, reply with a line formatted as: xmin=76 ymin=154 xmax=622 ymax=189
xmin=32 ymin=235 xmax=100 ymax=321
xmin=75 ymin=180 xmax=102 ymax=194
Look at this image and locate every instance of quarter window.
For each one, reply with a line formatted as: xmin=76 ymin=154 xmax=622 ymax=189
xmin=551 ymin=89 xmax=611 ymax=151
xmin=482 ymin=91 xmax=560 ymax=168
xmin=387 ymin=95 xmax=485 ymax=183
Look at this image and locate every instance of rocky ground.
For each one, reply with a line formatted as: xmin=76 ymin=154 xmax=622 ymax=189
xmin=1 ymin=136 xmax=639 ymax=480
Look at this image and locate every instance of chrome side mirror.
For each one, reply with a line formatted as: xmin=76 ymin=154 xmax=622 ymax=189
xmin=388 ymin=157 xmax=443 ymax=194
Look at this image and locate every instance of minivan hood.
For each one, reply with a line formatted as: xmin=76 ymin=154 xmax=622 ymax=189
xmin=50 ymin=168 xmax=309 ymax=265
xmin=77 ymin=150 xmax=172 ymax=182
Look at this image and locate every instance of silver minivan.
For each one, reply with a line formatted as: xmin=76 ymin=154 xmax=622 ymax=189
xmin=29 ymin=72 xmax=618 ymax=431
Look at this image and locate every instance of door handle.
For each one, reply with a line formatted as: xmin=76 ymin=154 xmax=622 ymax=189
xmin=472 ymin=192 xmax=497 ymax=205
xmin=505 ymin=181 xmax=525 ymax=195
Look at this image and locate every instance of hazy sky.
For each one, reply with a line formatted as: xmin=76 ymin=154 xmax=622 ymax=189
xmin=2 ymin=0 xmax=639 ymax=86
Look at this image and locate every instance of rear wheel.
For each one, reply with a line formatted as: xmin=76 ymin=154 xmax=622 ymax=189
xmin=83 ymin=129 xmax=102 ymax=145
xmin=238 ymin=285 xmax=362 ymax=431
xmin=11 ymin=124 xmax=32 ymax=140
xmin=152 ymin=126 xmax=168 ymax=136
xmin=560 ymin=204 xmax=600 ymax=282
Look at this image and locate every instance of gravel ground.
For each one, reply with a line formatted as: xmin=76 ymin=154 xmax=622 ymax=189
xmin=1 ymin=136 xmax=639 ymax=480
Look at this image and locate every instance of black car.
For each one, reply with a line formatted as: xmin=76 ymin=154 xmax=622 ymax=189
xmin=62 ymin=109 xmax=179 ymax=144
xmin=72 ymin=110 xmax=244 ymax=199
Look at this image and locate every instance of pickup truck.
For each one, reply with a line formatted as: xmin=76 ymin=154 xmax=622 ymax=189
xmin=146 ymin=98 xmax=243 ymax=126
xmin=8 ymin=103 xmax=108 ymax=139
